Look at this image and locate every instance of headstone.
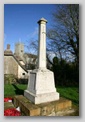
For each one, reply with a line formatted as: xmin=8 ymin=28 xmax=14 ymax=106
xmin=24 ymin=18 xmax=59 ymax=104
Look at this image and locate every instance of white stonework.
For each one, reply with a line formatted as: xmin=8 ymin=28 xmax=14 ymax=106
xmin=18 ymin=65 xmax=28 ymax=79
xmin=24 ymin=69 xmax=59 ymax=104
xmin=24 ymin=18 xmax=59 ymax=104
xmin=37 ymin=18 xmax=47 ymax=69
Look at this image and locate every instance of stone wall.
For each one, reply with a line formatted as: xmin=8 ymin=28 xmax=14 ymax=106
xmin=4 ymin=55 xmax=28 ymax=84
xmin=4 ymin=55 xmax=18 ymax=77
xmin=13 ymin=95 xmax=73 ymax=116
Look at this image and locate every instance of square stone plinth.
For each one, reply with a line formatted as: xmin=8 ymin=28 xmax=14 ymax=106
xmin=24 ymin=90 xmax=59 ymax=104
xmin=24 ymin=69 xmax=59 ymax=104
xmin=13 ymin=95 xmax=74 ymax=116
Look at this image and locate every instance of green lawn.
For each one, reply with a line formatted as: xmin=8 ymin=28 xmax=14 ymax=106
xmin=4 ymin=84 xmax=79 ymax=106
xmin=4 ymin=84 xmax=27 ymax=97
xmin=57 ymin=87 xmax=79 ymax=106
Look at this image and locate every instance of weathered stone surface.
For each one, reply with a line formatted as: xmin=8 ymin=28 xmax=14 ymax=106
xmin=24 ymin=69 xmax=59 ymax=104
xmin=38 ymin=102 xmax=55 ymax=116
xmin=4 ymin=56 xmax=18 ymax=77
xmin=37 ymin=18 xmax=47 ymax=69
xmin=4 ymin=102 xmax=15 ymax=110
xmin=13 ymin=95 xmax=75 ymax=116
xmin=55 ymin=105 xmax=79 ymax=116
xmin=20 ymin=102 xmax=40 ymax=116
xmin=52 ymin=97 xmax=72 ymax=112
xmin=13 ymin=95 xmax=41 ymax=116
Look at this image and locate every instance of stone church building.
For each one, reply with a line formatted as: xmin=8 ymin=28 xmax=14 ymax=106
xmin=4 ymin=43 xmax=37 ymax=84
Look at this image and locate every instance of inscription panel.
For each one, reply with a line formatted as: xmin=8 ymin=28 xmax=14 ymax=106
xmin=30 ymin=73 xmax=36 ymax=90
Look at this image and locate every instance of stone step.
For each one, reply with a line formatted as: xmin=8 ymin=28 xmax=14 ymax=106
xmin=4 ymin=102 xmax=15 ymax=110
xmin=12 ymin=95 xmax=79 ymax=116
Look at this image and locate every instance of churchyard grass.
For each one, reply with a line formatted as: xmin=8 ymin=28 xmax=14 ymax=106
xmin=4 ymin=84 xmax=27 ymax=97
xmin=57 ymin=87 xmax=79 ymax=106
xmin=4 ymin=84 xmax=79 ymax=106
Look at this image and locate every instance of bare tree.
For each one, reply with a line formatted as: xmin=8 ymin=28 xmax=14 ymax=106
xmin=25 ymin=39 xmax=38 ymax=54
xmin=47 ymin=4 xmax=79 ymax=66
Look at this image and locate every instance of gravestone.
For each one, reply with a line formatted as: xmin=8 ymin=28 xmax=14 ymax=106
xmin=24 ymin=18 xmax=59 ymax=104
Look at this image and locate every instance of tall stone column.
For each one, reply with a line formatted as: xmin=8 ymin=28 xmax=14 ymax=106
xmin=37 ymin=18 xmax=47 ymax=69
xmin=24 ymin=18 xmax=59 ymax=104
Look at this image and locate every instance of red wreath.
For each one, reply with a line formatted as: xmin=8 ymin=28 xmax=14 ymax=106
xmin=4 ymin=97 xmax=21 ymax=116
xmin=4 ymin=97 xmax=12 ymax=102
xmin=4 ymin=108 xmax=21 ymax=116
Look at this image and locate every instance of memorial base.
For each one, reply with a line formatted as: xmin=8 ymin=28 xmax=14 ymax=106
xmin=13 ymin=95 xmax=77 ymax=116
xmin=24 ymin=69 xmax=59 ymax=104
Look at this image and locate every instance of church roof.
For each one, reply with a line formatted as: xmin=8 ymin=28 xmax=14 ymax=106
xmin=24 ymin=53 xmax=37 ymax=58
xmin=4 ymin=44 xmax=28 ymax=73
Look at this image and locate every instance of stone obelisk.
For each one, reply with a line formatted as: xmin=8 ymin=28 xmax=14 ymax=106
xmin=24 ymin=18 xmax=59 ymax=104
xmin=37 ymin=18 xmax=47 ymax=70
